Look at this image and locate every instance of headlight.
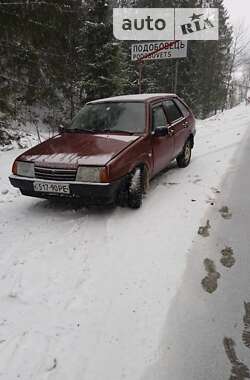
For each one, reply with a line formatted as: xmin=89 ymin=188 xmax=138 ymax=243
xmin=16 ymin=161 xmax=35 ymax=178
xmin=76 ymin=166 xmax=107 ymax=183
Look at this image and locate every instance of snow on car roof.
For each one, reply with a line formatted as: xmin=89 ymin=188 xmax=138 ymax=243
xmin=88 ymin=93 xmax=176 ymax=103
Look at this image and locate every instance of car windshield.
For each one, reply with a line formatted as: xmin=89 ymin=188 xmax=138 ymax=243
xmin=67 ymin=102 xmax=145 ymax=134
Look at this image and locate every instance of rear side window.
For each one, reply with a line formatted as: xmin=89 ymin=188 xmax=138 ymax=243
xmin=174 ymin=98 xmax=190 ymax=118
xmin=163 ymin=100 xmax=183 ymax=123
xmin=152 ymin=106 xmax=167 ymax=131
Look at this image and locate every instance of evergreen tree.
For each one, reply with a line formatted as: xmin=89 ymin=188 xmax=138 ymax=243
xmin=0 ymin=0 xmax=86 ymax=119
xmin=0 ymin=0 xmax=235 ymax=121
xmin=119 ymin=0 xmax=233 ymax=117
xmin=79 ymin=0 xmax=122 ymax=103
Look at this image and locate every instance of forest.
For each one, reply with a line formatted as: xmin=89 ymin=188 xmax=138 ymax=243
xmin=0 ymin=0 xmax=249 ymax=127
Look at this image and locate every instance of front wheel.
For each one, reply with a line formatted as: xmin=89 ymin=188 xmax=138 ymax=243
xmin=176 ymin=139 xmax=192 ymax=168
xmin=128 ymin=168 xmax=144 ymax=209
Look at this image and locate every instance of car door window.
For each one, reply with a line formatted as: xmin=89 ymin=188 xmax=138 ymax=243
xmin=174 ymin=98 xmax=190 ymax=118
xmin=152 ymin=106 xmax=167 ymax=131
xmin=163 ymin=100 xmax=183 ymax=124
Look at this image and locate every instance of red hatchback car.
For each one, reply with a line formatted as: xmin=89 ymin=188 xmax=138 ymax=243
xmin=9 ymin=94 xmax=196 ymax=208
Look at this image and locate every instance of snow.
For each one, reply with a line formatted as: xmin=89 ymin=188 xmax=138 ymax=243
xmin=130 ymin=167 xmax=142 ymax=191
xmin=89 ymin=93 xmax=176 ymax=103
xmin=0 ymin=117 xmax=51 ymax=153
xmin=0 ymin=103 xmax=250 ymax=379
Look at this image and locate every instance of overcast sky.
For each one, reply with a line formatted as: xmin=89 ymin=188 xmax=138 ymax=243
xmin=223 ymin=0 xmax=250 ymax=30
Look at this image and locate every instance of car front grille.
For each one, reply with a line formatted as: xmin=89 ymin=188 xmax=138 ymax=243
xmin=34 ymin=167 xmax=77 ymax=182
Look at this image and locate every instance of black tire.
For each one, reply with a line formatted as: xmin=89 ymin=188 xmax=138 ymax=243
xmin=128 ymin=167 xmax=144 ymax=209
xmin=176 ymin=139 xmax=192 ymax=168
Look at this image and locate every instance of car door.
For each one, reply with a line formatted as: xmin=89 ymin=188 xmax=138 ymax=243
xmin=150 ymin=103 xmax=174 ymax=175
xmin=163 ymin=99 xmax=187 ymax=157
xmin=174 ymin=96 xmax=194 ymax=132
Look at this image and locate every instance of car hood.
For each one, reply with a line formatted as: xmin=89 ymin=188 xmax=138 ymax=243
xmin=19 ymin=132 xmax=141 ymax=168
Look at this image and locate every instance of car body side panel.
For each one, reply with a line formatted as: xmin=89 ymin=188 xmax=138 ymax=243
xmin=171 ymin=119 xmax=186 ymax=156
xmin=107 ymin=136 xmax=153 ymax=181
xmin=178 ymin=113 xmax=196 ymax=152
xmin=148 ymin=101 xmax=175 ymax=175
xmin=170 ymin=98 xmax=196 ymax=156
xmin=151 ymin=133 xmax=174 ymax=175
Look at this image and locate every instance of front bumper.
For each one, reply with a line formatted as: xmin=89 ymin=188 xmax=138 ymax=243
xmin=9 ymin=175 xmax=123 ymax=205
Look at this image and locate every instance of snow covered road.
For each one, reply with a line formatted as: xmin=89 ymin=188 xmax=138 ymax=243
xmin=0 ymin=103 xmax=250 ymax=380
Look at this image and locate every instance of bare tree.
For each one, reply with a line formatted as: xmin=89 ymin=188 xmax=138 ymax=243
xmin=241 ymin=64 xmax=250 ymax=100
xmin=225 ymin=22 xmax=250 ymax=109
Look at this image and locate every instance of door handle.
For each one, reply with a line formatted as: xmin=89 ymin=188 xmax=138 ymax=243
xmin=168 ymin=128 xmax=174 ymax=136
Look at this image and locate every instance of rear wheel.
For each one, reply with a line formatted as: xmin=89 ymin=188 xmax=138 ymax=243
xmin=176 ymin=139 xmax=192 ymax=168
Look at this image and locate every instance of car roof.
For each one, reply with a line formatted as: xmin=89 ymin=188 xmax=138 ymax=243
xmin=88 ymin=93 xmax=176 ymax=104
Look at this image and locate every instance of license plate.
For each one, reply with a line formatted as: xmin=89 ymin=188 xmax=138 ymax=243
xmin=34 ymin=182 xmax=70 ymax=194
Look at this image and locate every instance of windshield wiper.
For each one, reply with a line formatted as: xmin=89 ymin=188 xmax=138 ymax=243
xmin=102 ymin=129 xmax=135 ymax=135
xmin=64 ymin=128 xmax=96 ymax=134
xmin=64 ymin=128 xmax=136 ymax=135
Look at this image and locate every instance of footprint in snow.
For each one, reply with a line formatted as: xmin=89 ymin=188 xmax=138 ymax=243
xmin=198 ymin=220 xmax=211 ymax=237
xmin=201 ymin=258 xmax=220 ymax=294
xmin=219 ymin=206 xmax=232 ymax=220
xmin=167 ymin=182 xmax=179 ymax=186
xmin=223 ymin=337 xmax=250 ymax=379
xmin=193 ymin=178 xmax=202 ymax=184
xmin=161 ymin=181 xmax=179 ymax=187
xmin=206 ymin=196 xmax=215 ymax=205
xmin=242 ymin=302 xmax=250 ymax=350
xmin=211 ymin=187 xmax=221 ymax=194
xmin=46 ymin=358 xmax=57 ymax=372
xmin=220 ymin=246 xmax=235 ymax=268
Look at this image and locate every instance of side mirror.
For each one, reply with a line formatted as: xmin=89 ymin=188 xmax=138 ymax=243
xmin=154 ymin=126 xmax=168 ymax=137
xmin=58 ymin=123 xmax=69 ymax=133
xmin=58 ymin=124 xmax=64 ymax=133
